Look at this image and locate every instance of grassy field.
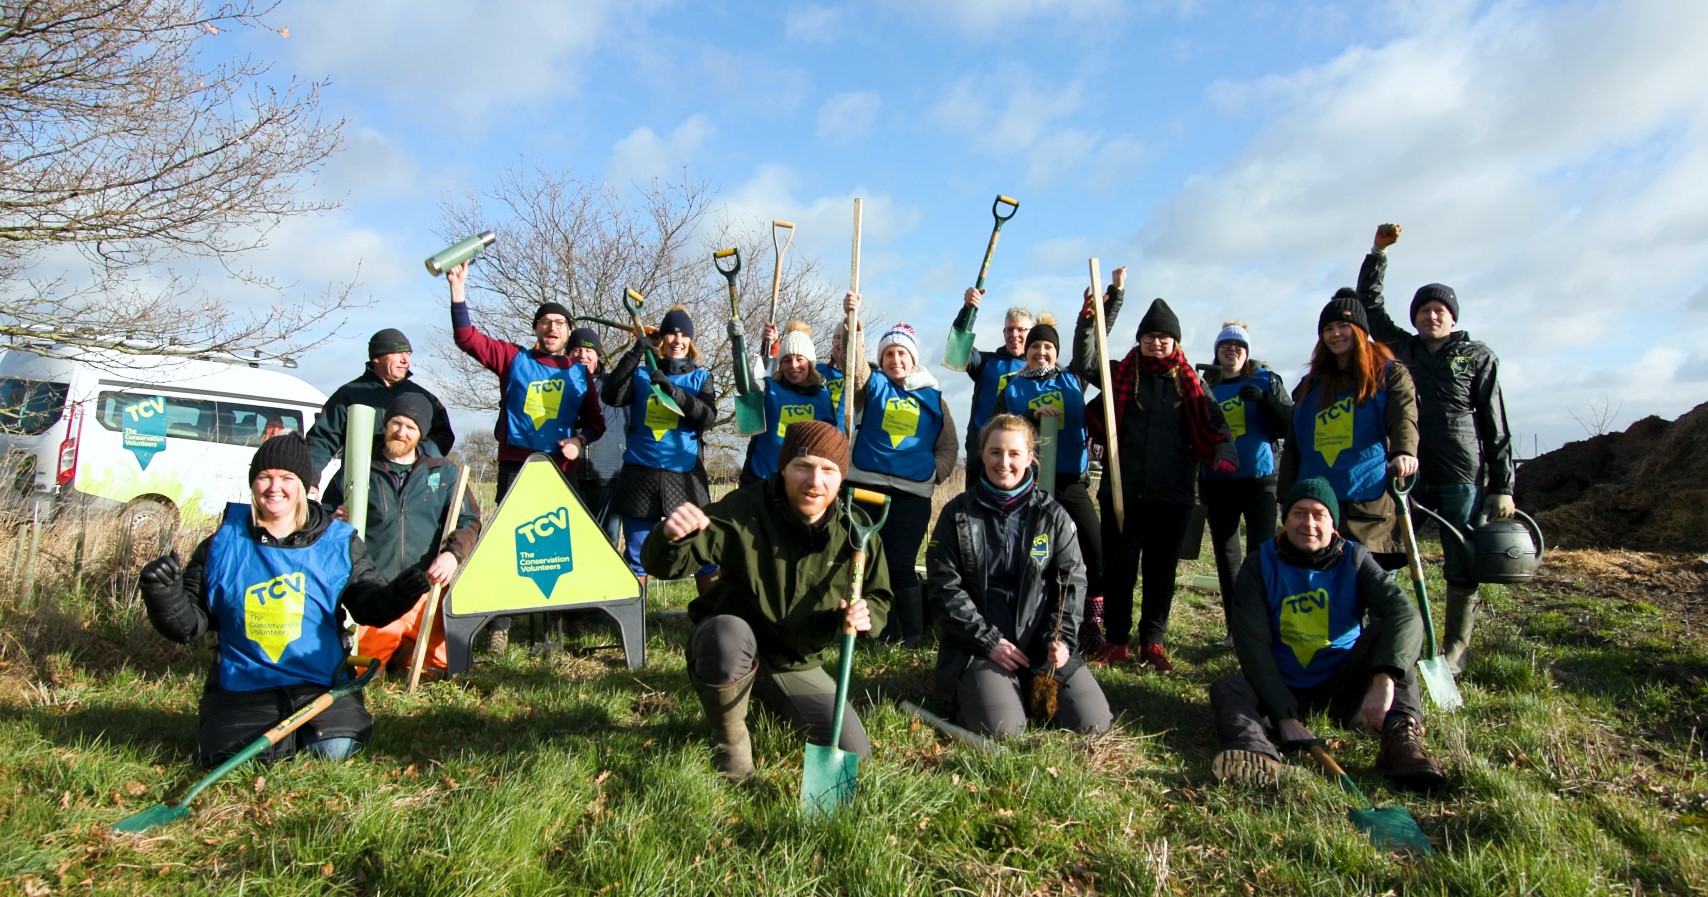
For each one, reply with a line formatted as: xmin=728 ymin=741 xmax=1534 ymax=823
xmin=1 ymin=514 xmax=1705 ymax=896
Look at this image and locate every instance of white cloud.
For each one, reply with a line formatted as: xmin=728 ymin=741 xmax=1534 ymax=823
xmin=278 ymin=0 xmax=633 ymax=114
xmin=816 ymin=91 xmax=882 ymax=141
xmin=1124 ymin=0 xmax=1708 ymax=455
xmin=607 ymin=115 xmax=716 ymax=187
xmin=883 ymin=0 xmax=1126 ymax=35
xmin=931 ymin=72 xmax=1152 ymax=190
xmin=785 ymin=5 xmax=844 ymax=43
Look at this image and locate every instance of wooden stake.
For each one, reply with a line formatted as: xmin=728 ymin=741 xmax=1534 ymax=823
xmin=1090 ymin=258 xmax=1124 ymax=530
xmin=406 ymin=463 xmax=473 ymax=692
xmin=845 ymin=198 xmax=862 ymax=435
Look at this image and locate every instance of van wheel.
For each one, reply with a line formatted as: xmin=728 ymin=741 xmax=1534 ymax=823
xmin=114 ymin=497 xmax=179 ymax=595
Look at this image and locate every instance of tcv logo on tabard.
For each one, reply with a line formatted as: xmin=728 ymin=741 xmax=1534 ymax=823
xmin=1313 ymin=397 xmax=1356 ymax=466
xmin=1278 ymin=587 xmax=1331 ymax=670
xmin=244 ymin=572 xmax=307 ymax=661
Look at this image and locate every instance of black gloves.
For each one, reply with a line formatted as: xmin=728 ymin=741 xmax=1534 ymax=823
xmin=138 ymin=551 xmax=183 ymax=607
xmin=390 ymin=567 xmax=431 ymax=603
xmin=1238 ymin=384 xmax=1264 ymax=403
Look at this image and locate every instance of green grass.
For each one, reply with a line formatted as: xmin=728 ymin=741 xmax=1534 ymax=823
xmin=3 ymin=536 xmax=1707 ymax=896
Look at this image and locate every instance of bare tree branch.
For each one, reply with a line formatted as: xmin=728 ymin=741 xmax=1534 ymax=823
xmin=0 ymin=0 xmax=353 ymax=358
xmin=426 ymin=167 xmax=843 ymax=468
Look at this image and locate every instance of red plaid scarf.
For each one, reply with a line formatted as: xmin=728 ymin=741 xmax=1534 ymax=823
xmin=1088 ymin=346 xmax=1228 ymax=463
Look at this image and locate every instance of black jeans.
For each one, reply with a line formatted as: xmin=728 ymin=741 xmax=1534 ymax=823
xmin=867 ymin=487 xmax=932 ymax=645
xmin=1210 ymin=625 xmax=1426 ymax=759
xmin=1052 ymin=478 xmax=1103 ymax=597
xmin=1099 ymin=496 xmax=1191 ymax=646
xmin=1199 ymin=478 xmax=1278 ymax=626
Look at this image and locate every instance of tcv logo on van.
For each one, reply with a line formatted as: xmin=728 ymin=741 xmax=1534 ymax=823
xmin=121 ymin=395 xmax=169 ymax=469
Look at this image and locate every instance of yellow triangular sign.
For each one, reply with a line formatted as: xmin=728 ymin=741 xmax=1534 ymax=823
xmin=447 ymin=455 xmax=641 ymax=615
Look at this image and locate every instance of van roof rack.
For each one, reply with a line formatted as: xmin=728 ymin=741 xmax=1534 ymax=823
xmin=4 ymin=325 xmax=299 ymax=369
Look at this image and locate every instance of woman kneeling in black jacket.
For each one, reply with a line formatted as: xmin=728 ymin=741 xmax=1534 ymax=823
xmin=925 ymin=414 xmax=1112 ymax=738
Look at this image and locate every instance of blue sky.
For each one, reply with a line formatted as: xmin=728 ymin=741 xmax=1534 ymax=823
xmin=209 ymin=0 xmax=1707 ymax=460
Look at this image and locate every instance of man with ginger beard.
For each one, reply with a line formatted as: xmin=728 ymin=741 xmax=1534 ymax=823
xmin=641 ymin=420 xmax=892 ymax=782
xmin=321 ymin=394 xmax=481 ymax=677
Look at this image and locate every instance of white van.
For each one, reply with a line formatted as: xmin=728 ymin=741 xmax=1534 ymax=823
xmin=0 ymin=344 xmax=327 ymax=531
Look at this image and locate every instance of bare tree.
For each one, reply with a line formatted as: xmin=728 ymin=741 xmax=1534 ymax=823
xmin=1568 ymin=397 xmax=1623 ymax=438
xmin=0 ymin=0 xmax=354 ymax=357
xmin=429 ymin=166 xmax=842 ymax=460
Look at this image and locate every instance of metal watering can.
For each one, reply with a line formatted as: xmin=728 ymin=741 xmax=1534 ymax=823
xmin=1410 ymin=502 xmax=1546 ymax=584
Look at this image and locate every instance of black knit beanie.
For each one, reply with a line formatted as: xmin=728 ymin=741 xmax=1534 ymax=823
xmin=368 ymin=328 xmax=411 ymax=359
xmin=249 ymin=434 xmax=317 ymax=487
xmin=659 ymin=307 xmax=695 ymax=339
xmin=1318 ymin=290 xmax=1370 ymax=336
xmin=568 ymin=327 xmax=603 ymax=355
xmin=1024 ymin=322 xmax=1060 ymax=352
xmin=1282 ymin=476 xmax=1341 ymax=529
xmin=1136 ymin=298 xmax=1182 ymax=342
xmin=1410 ymin=283 xmax=1460 ymax=324
xmin=534 ymin=302 xmax=571 ymax=326
xmin=385 ymin=393 xmax=434 ymax=436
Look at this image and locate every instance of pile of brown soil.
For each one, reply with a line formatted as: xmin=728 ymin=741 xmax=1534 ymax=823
xmin=1520 ymin=403 xmax=1708 ymax=552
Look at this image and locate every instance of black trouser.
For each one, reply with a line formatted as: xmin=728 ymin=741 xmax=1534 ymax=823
xmin=1210 ymin=624 xmax=1425 ymax=759
xmin=1100 ymin=496 xmax=1191 ymax=646
xmin=869 ymin=488 xmax=933 ymax=646
xmin=688 ymin=615 xmax=870 ymax=757
xmin=1199 ymin=478 xmax=1278 ymax=627
xmin=1052 ymin=478 xmax=1103 ymax=598
xmin=198 ymin=683 xmax=370 ymax=765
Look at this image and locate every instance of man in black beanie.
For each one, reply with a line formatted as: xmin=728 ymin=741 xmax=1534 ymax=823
xmin=446 ymin=261 xmax=605 ymax=652
xmin=306 ymin=327 xmax=455 ymax=494
xmin=1209 ymin=477 xmax=1445 ymax=790
xmin=1355 ymin=223 xmax=1516 ymax=675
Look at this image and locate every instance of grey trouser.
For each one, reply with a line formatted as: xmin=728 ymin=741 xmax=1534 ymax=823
xmin=688 ymin=615 xmax=871 ymax=758
xmin=1210 ymin=625 xmax=1425 ymax=760
xmin=953 ymin=656 xmax=1113 ymax=739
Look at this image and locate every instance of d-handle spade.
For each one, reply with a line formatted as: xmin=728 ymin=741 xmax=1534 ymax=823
xmin=763 ymin=221 xmax=796 ymax=361
xmin=943 ymin=195 xmax=1020 ymax=371
xmin=623 ymin=288 xmax=684 ymax=418
xmin=113 ymin=658 xmax=382 ymax=833
xmin=715 ymin=248 xmax=767 ymax=437
xmin=1390 ymin=476 xmax=1464 ymax=712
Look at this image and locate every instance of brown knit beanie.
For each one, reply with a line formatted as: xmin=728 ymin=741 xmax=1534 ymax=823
xmin=777 ymin=420 xmax=849 ymax=477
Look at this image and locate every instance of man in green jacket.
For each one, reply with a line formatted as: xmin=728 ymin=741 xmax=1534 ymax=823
xmin=642 ymin=420 xmax=891 ymax=782
xmin=1210 ymin=478 xmax=1446 ymax=791
xmin=322 ymin=394 xmax=480 ymax=674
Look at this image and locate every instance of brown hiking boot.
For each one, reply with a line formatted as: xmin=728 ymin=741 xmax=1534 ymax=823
xmin=1377 ymin=715 xmax=1446 ymax=791
xmin=1212 ymin=749 xmax=1282 ymax=787
xmin=482 ymin=627 xmax=509 ymax=655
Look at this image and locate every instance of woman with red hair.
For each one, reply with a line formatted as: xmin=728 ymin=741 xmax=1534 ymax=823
xmin=1279 ymin=291 xmax=1419 ymax=570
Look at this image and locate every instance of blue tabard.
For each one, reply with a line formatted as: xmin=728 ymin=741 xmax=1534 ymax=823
xmin=624 ymin=364 xmax=710 ymax=471
xmin=747 ymin=378 xmax=838 ymax=480
xmin=970 ymin=353 xmax=1026 ymax=438
xmin=1000 ymin=369 xmax=1089 ymax=476
xmin=816 ymin=362 xmax=851 ymax=425
xmin=203 ymin=503 xmax=354 ymax=692
xmin=1258 ymin=539 xmax=1363 ymax=688
xmin=1291 ymin=366 xmax=1392 ymax=501
xmin=1205 ymin=367 xmax=1278 ymax=480
xmin=853 ymin=376 xmax=945 ymax=482
xmin=502 ymin=352 xmax=592 ymax=453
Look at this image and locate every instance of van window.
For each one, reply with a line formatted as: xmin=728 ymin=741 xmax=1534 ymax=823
xmin=95 ymin=392 xmax=303 ymax=447
xmin=0 ymin=378 xmax=69 ymax=435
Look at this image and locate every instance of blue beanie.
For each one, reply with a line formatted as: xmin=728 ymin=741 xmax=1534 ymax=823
xmin=1214 ymin=324 xmax=1250 ymax=351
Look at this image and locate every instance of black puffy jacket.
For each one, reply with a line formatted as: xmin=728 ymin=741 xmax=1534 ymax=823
xmin=1357 ymin=251 xmax=1515 ymax=494
xmin=925 ymin=480 xmax=1087 ymax=711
